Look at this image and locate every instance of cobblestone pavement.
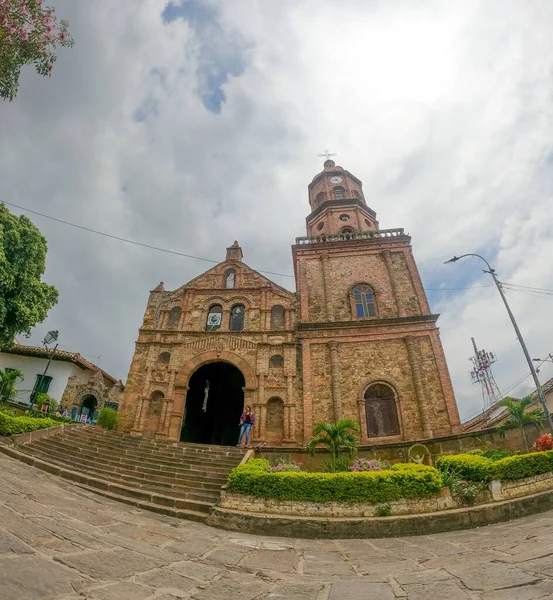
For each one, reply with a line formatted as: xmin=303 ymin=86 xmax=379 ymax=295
xmin=1 ymin=453 xmax=553 ymax=600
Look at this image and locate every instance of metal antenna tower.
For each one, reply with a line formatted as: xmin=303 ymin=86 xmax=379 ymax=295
xmin=469 ymin=337 xmax=502 ymax=410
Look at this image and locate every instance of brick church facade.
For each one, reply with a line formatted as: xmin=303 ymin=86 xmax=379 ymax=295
xmin=119 ymin=159 xmax=461 ymax=446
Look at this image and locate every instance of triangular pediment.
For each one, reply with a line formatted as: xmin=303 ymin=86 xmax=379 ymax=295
xmin=162 ymin=259 xmax=294 ymax=301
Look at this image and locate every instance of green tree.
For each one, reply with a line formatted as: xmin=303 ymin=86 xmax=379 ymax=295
xmin=0 ymin=204 xmax=59 ymax=348
xmin=497 ymin=396 xmax=545 ymax=453
xmin=306 ymin=419 xmax=360 ymax=472
xmin=0 ymin=367 xmax=23 ymax=402
xmin=0 ymin=0 xmax=74 ymax=101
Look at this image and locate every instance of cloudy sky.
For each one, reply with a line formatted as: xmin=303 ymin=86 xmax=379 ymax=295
xmin=2 ymin=0 xmax=553 ymax=421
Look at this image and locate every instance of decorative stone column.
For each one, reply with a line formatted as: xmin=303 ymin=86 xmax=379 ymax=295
xmin=405 ymin=336 xmax=432 ymax=438
xmin=283 ymin=404 xmax=296 ymax=443
xmin=284 ymin=309 xmax=292 ymax=330
xmin=156 ymin=400 xmax=168 ymax=438
xmin=253 ymin=403 xmax=262 ymax=439
xmin=259 ymin=404 xmax=268 ymax=441
xmin=168 ymin=386 xmax=187 ymax=441
xmin=130 ymin=397 xmax=145 ymax=436
xmin=138 ymin=397 xmax=150 ymax=432
xmin=163 ymin=399 xmax=173 ymax=435
xmin=320 ymin=253 xmax=335 ymax=322
xmin=382 ymin=250 xmax=406 ymax=317
xmin=329 ymin=342 xmax=342 ymax=422
xmin=358 ymin=399 xmax=369 ymax=442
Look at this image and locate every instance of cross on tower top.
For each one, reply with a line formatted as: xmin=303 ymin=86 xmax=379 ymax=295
xmin=317 ymin=149 xmax=337 ymax=161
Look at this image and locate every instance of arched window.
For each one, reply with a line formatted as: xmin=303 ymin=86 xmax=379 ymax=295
xmin=364 ymin=383 xmax=400 ymax=437
xmin=353 ymin=190 xmax=361 ymax=200
xmin=315 ymin=192 xmax=325 ymax=207
xmin=167 ymin=307 xmax=181 ymax=327
xmin=224 ymin=269 xmax=236 ymax=289
xmin=353 ymin=284 xmax=376 ymax=318
xmin=333 ymin=186 xmax=345 ymax=200
xmin=270 ymin=305 xmax=285 ymax=329
xmin=229 ymin=304 xmax=245 ymax=331
xmin=206 ymin=304 xmax=223 ymax=331
xmin=158 ymin=352 xmax=171 ymax=364
xmin=269 ymin=354 xmax=284 ymax=368
xmin=150 ymin=390 xmax=164 ymax=401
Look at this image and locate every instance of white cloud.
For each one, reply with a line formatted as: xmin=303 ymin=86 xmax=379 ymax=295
xmin=1 ymin=0 xmax=553 ymax=419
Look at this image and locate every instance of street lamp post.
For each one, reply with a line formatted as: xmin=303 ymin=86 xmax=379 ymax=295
xmin=30 ymin=330 xmax=59 ymax=407
xmin=445 ymin=254 xmax=553 ymax=435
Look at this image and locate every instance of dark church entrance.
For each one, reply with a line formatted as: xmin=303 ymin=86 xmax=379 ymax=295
xmin=181 ymin=362 xmax=245 ymax=446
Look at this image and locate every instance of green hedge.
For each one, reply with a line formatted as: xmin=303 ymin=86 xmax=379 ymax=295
xmin=435 ymin=454 xmax=494 ymax=482
xmin=0 ymin=412 xmax=60 ymax=436
xmin=227 ymin=460 xmax=443 ymax=503
xmin=436 ymin=451 xmax=553 ymax=482
xmin=493 ymin=450 xmax=553 ymax=481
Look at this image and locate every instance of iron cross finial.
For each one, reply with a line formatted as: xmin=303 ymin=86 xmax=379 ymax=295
xmin=317 ymin=149 xmax=337 ymax=160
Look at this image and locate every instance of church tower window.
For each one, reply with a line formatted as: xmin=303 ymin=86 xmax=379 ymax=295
xmin=352 ymin=284 xmax=376 ymax=318
xmin=315 ymin=192 xmax=325 ymax=207
xmin=270 ymin=305 xmax=285 ymax=329
xmin=333 ymin=186 xmax=345 ymax=200
xmin=206 ymin=305 xmax=223 ymax=331
xmin=353 ymin=190 xmax=361 ymax=200
xmin=364 ymin=383 xmax=400 ymax=437
xmin=224 ymin=269 xmax=236 ymax=289
xmin=229 ymin=304 xmax=245 ymax=331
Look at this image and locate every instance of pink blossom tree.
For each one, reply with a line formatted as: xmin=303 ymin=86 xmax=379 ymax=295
xmin=0 ymin=0 xmax=73 ymax=101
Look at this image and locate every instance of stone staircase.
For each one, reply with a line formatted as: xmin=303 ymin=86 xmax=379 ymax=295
xmin=0 ymin=426 xmax=246 ymax=522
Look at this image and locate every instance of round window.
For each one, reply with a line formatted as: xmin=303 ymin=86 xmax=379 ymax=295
xmin=317 ymin=222 xmax=324 ymax=231
xmin=339 ymin=214 xmax=350 ymax=221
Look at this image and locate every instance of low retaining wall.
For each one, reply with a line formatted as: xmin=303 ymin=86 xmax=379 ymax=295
xmin=208 ymin=488 xmax=553 ymax=538
xmin=219 ymin=489 xmax=457 ymax=517
xmin=211 ymin=471 xmax=553 ymax=538
xmin=2 ymin=422 xmax=83 ymax=446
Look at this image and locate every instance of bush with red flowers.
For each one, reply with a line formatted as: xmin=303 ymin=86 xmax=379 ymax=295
xmin=534 ymin=434 xmax=553 ymax=452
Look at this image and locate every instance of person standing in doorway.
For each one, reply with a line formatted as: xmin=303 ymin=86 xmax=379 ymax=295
xmin=237 ymin=405 xmax=255 ymax=448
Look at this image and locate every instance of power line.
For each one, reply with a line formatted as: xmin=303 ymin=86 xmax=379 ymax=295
xmin=4 ymin=200 xmax=553 ymax=296
xmin=1 ymin=201 xmax=295 ymax=279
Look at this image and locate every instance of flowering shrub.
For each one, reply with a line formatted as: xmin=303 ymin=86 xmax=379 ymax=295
xmin=349 ymin=458 xmax=390 ymax=472
xmin=0 ymin=0 xmax=74 ymax=100
xmin=451 ymin=480 xmax=484 ymax=506
xmin=268 ymin=458 xmax=302 ymax=472
xmin=534 ymin=434 xmax=553 ymax=452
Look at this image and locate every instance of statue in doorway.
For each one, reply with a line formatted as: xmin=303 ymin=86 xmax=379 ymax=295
xmin=202 ymin=380 xmax=210 ymax=412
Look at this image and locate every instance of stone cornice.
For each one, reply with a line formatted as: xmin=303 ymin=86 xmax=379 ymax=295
xmin=297 ymin=314 xmax=439 ymax=332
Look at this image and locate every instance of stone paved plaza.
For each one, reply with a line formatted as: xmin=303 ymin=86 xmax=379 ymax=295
xmin=1 ymin=453 xmax=553 ymax=600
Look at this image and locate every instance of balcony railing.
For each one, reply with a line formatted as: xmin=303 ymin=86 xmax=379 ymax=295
xmin=295 ymin=228 xmax=406 ymax=245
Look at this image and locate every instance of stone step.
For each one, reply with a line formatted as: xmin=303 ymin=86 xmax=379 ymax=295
xmin=22 ymin=443 xmax=229 ymax=488
xmin=30 ymin=438 xmax=236 ymax=477
xmin=0 ymin=443 xmax=214 ymax=515
xmin=60 ymin=433 xmax=244 ymax=465
xmin=18 ymin=445 xmax=224 ymax=502
xmin=58 ymin=436 xmax=242 ymax=469
xmin=69 ymin=428 xmax=245 ymax=457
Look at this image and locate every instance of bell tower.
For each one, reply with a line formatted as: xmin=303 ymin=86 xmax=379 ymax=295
xmin=292 ymin=156 xmax=462 ymax=445
xmin=306 ymin=158 xmax=378 ymax=237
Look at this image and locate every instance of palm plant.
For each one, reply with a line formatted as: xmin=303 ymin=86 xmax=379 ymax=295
xmin=0 ymin=368 xmax=23 ymax=404
xmin=306 ymin=419 xmax=360 ymax=472
xmin=497 ymin=396 xmax=545 ymax=453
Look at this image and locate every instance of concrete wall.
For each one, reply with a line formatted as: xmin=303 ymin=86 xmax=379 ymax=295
xmin=0 ymin=353 xmax=82 ymax=404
